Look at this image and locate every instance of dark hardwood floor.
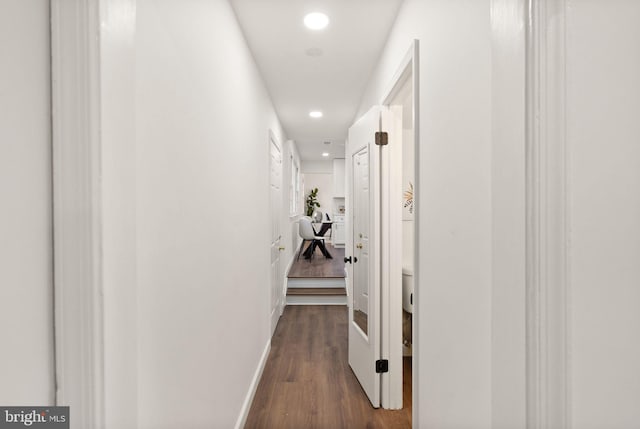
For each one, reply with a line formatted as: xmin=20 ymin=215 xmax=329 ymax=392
xmin=353 ymin=309 xmax=368 ymax=335
xmin=286 ymin=287 xmax=347 ymax=296
xmin=288 ymin=244 xmax=345 ymax=278
xmin=244 ymin=305 xmax=412 ymax=429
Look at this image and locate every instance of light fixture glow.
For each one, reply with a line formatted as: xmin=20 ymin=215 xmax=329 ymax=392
xmin=322 ymin=152 xmax=330 ymax=157
xmin=304 ymin=12 xmax=329 ymax=30
xmin=309 ymin=111 xmax=323 ymax=118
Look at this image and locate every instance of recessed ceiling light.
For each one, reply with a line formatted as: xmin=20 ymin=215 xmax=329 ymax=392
xmin=304 ymin=12 xmax=329 ymax=30
xmin=322 ymin=152 xmax=330 ymax=157
xmin=309 ymin=111 xmax=323 ymax=118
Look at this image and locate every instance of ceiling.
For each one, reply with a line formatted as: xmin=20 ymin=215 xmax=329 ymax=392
xmin=230 ymin=0 xmax=403 ymax=161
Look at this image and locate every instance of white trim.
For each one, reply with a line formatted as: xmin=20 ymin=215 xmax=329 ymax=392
xmin=234 ymin=340 xmax=271 ymax=429
xmin=410 ymin=41 xmax=420 ymax=426
xmin=381 ymin=47 xmax=414 ymax=106
xmin=51 ymin=0 xmax=105 ymax=427
xmin=525 ymin=1 xmax=570 ymax=427
xmin=282 ymin=247 xmax=298 ymax=278
xmin=379 ymin=40 xmax=419 ymax=411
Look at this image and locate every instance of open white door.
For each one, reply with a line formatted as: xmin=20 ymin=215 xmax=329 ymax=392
xmin=346 ymin=106 xmax=383 ymax=407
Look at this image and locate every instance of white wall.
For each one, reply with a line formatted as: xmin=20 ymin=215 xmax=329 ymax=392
xmin=302 ymin=174 xmax=333 ymax=217
xmin=358 ymin=1 xmax=492 ymax=427
xmin=567 ymin=2 xmax=640 ymax=427
xmin=301 ymin=160 xmax=333 ymax=217
xmin=301 ymin=160 xmax=333 ymax=174
xmin=100 ymin=1 xmax=138 ymax=427
xmin=0 ymin=0 xmax=54 ymax=405
xmin=136 ymin=1 xmax=286 ymax=427
xmin=490 ymin=0 xmax=526 ymax=427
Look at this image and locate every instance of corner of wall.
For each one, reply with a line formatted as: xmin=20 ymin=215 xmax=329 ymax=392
xmin=234 ymin=340 xmax=271 ymax=429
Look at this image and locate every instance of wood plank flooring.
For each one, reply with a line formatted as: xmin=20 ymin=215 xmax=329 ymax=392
xmin=353 ymin=309 xmax=368 ymax=335
xmin=288 ymin=244 xmax=345 ymax=278
xmin=244 ymin=305 xmax=411 ymax=429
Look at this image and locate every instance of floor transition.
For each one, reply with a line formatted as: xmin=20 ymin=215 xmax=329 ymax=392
xmin=286 ymin=243 xmax=347 ymax=305
xmin=287 ymin=243 xmax=346 ymax=279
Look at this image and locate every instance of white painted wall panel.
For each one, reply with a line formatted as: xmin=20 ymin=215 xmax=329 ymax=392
xmin=358 ymin=1 xmax=492 ymax=427
xmin=567 ymin=2 xmax=640 ymax=427
xmin=490 ymin=0 xmax=526 ymax=427
xmin=100 ymin=0 xmax=138 ymax=427
xmin=0 ymin=0 xmax=54 ymax=405
xmin=136 ymin=1 xmax=286 ymax=427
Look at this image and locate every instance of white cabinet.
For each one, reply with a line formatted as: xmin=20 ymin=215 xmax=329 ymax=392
xmin=333 ymin=158 xmax=345 ymax=198
xmin=332 ymin=215 xmax=345 ymax=247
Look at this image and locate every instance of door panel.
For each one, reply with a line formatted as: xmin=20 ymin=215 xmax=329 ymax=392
xmin=347 ymin=106 xmax=382 ymax=407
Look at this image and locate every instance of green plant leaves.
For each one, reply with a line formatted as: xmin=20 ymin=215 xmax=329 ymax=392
xmin=305 ymin=188 xmax=321 ymax=216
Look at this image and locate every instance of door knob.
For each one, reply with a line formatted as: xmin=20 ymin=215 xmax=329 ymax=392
xmin=344 ymin=256 xmax=352 ymax=264
xmin=356 ymin=243 xmax=363 ymax=249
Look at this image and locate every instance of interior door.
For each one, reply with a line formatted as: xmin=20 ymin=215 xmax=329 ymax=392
xmin=346 ymin=106 xmax=382 ymax=407
xmin=269 ymin=134 xmax=283 ymax=335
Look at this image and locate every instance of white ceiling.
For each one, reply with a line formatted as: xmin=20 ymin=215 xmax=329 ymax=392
xmin=230 ymin=0 xmax=403 ymax=161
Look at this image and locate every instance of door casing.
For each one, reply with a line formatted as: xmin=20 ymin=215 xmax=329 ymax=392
xmin=269 ymin=130 xmax=284 ymax=336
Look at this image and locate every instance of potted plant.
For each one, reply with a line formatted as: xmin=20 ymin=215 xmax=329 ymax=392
xmin=305 ymin=188 xmax=320 ymax=216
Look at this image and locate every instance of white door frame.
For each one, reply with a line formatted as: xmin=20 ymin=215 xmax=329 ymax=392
xmin=269 ymin=129 xmax=284 ymax=335
xmin=492 ymin=0 xmax=569 ymax=426
xmin=51 ymin=0 xmax=138 ymax=427
xmin=525 ymin=0 xmax=569 ymax=427
xmin=379 ymin=41 xmax=420 ymax=412
xmin=51 ymin=1 xmax=105 ymax=427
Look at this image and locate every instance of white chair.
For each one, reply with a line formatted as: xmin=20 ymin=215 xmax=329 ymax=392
xmin=297 ymin=216 xmax=331 ymax=260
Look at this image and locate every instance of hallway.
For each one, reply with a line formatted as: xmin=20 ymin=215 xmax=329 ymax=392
xmin=245 ymin=306 xmax=411 ymax=429
xmin=3 ymin=0 xmax=640 ymax=427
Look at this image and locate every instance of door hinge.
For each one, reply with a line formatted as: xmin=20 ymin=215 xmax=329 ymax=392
xmin=375 ymin=131 xmax=388 ymax=146
xmin=375 ymin=359 xmax=389 ymax=373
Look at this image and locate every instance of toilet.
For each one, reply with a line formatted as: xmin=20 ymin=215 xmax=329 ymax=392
xmin=402 ymin=265 xmax=413 ymax=356
xmin=402 ymin=266 xmax=414 ymax=314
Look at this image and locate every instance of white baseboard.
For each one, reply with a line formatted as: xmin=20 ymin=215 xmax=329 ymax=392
xmin=283 ymin=251 xmax=296 ymax=278
xmin=234 ymin=340 xmax=271 ymax=429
